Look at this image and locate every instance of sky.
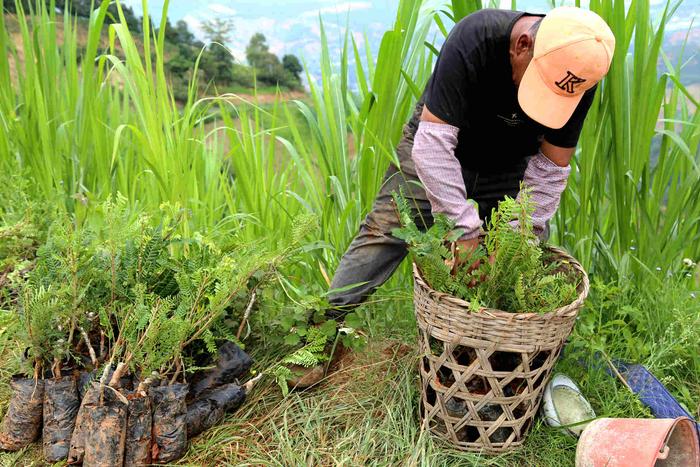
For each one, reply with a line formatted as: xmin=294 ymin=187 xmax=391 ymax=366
xmin=120 ymin=0 xmax=699 ymax=82
xmin=121 ymin=0 xmax=401 ymax=62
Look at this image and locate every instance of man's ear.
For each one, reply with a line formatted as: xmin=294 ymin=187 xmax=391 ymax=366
xmin=516 ymin=33 xmax=535 ymax=56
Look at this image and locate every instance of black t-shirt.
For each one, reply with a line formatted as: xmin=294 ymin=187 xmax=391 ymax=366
xmin=416 ymin=9 xmax=596 ymax=173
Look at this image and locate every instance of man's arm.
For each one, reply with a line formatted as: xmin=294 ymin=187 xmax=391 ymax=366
xmin=515 ymin=139 xmax=574 ymax=238
xmin=412 ymin=106 xmax=483 ymax=255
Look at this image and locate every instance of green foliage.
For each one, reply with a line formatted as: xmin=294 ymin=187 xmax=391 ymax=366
xmin=12 ymin=209 xmax=104 ymax=376
xmin=0 ymin=0 xmax=698 ymax=463
xmin=201 ymin=17 xmax=235 ymax=45
xmin=282 ymin=54 xmax=303 ymax=81
xmin=231 ymin=63 xmax=255 ymax=88
xmin=393 ymin=190 xmax=579 ymax=314
xmin=391 ymin=191 xmax=461 ymax=295
xmin=104 ymin=210 xmax=322 ymax=383
xmin=555 ymin=0 xmax=700 ymax=283
xmin=201 ymin=43 xmax=235 ymax=86
xmin=476 ymin=193 xmax=580 ymax=313
xmin=15 ymin=285 xmax=68 ymax=376
xmin=0 ymin=169 xmax=54 ymax=307
xmin=6 ymin=0 xmax=141 ymax=31
xmin=272 ymin=325 xmax=330 ymax=397
xmin=566 ymin=276 xmax=700 ymax=412
xmin=245 ymin=33 xmax=300 ymax=89
xmin=0 ymin=193 xmax=320 ymax=385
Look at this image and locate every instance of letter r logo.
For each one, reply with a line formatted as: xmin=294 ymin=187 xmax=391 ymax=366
xmin=555 ymin=71 xmax=586 ymax=94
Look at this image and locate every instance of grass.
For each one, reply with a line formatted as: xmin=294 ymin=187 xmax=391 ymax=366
xmin=177 ymin=277 xmax=696 ymax=466
xmin=555 ymin=0 xmax=700 ymax=281
xmin=178 ymin=344 xmax=647 ymax=467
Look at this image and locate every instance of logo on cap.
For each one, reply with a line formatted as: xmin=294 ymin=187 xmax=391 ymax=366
xmin=555 ymin=71 xmax=586 ymax=94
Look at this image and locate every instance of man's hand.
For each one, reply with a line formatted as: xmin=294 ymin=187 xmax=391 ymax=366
xmin=451 ymin=237 xmax=481 ymax=275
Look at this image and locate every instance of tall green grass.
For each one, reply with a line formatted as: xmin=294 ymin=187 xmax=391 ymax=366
xmin=555 ymin=0 xmax=700 ymax=282
xmin=276 ymin=1 xmax=443 ymax=276
xmin=5 ymin=0 xmax=697 ymax=285
xmin=0 ymin=0 xmax=238 ymax=239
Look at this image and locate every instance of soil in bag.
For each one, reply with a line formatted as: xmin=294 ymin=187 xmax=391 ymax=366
xmin=189 ymin=341 xmax=252 ymax=400
xmin=186 ymin=383 xmax=246 ymax=437
xmin=151 ymin=383 xmax=189 ymax=464
xmin=0 ymin=376 xmax=45 ymax=451
xmin=79 ymin=383 xmax=128 ymax=467
xmin=43 ymin=375 xmax=80 ymax=462
xmin=67 ymin=382 xmax=93 ymax=465
xmin=124 ymin=390 xmax=152 ymax=466
xmin=77 ymin=370 xmax=93 ymax=400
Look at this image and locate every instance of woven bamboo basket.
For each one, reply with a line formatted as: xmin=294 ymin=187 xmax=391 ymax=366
xmin=414 ymin=246 xmax=589 ymax=454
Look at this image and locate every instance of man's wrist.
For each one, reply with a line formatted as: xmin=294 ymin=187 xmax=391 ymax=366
xmin=454 ymin=237 xmax=479 ymax=257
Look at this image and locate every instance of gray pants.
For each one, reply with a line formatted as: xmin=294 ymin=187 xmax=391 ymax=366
xmin=326 ymin=103 xmax=527 ymax=319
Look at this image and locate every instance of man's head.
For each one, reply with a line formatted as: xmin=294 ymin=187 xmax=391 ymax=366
xmin=510 ymin=18 xmax=542 ymax=89
xmin=513 ymin=7 xmax=615 ymax=129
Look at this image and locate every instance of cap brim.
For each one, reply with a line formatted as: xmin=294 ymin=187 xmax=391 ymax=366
xmin=518 ymin=62 xmax=583 ymax=130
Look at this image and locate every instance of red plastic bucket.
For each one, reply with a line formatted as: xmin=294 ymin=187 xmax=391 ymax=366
xmin=576 ymin=417 xmax=700 ymax=467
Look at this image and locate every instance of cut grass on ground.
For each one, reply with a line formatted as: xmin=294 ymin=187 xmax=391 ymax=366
xmin=0 ymin=327 xmax=638 ymax=467
xmin=181 ymin=339 xmax=648 ymax=467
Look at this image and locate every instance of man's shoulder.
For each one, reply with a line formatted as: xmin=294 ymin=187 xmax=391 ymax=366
xmin=455 ymin=8 xmax=524 ymax=27
xmin=451 ymin=9 xmax=524 ymax=42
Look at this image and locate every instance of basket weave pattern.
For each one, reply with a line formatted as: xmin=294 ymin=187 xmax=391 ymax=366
xmin=414 ymin=247 xmax=590 ymax=453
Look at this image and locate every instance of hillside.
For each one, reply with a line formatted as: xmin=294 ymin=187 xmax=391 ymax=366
xmin=3 ymin=8 xmax=304 ymax=101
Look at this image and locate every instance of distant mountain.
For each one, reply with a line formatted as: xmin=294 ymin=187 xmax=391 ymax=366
xmin=124 ymin=0 xmax=700 ymax=88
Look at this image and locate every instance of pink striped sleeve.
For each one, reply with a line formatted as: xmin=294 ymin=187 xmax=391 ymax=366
xmin=514 ymin=150 xmax=571 ymax=238
xmin=411 ymin=121 xmax=482 ymax=239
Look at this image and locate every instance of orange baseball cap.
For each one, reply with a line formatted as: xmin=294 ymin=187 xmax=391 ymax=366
xmin=518 ymin=7 xmax=615 ymax=129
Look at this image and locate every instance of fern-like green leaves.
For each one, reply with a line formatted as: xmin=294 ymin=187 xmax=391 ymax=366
xmin=8 ymin=196 xmax=321 ymax=383
xmin=393 ymin=190 xmax=579 ymax=314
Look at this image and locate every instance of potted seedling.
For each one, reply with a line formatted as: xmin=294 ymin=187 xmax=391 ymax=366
xmin=0 ymin=285 xmax=57 ymax=451
xmin=70 ymin=204 xmax=178 ymax=466
xmin=1 ymin=217 xmax=99 ymax=463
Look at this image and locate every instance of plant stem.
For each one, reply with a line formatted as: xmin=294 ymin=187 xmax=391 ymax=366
xmin=109 ymin=361 xmax=127 ymax=388
xmin=236 ymin=290 xmax=257 ymax=340
xmin=100 ymin=330 xmax=106 ymax=360
xmin=169 ymin=358 xmax=182 ymax=385
xmin=136 ymin=377 xmax=153 ymax=394
xmin=79 ymin=326 xmax=98 ymax=367
xmin=243 ymin=373 xmax=263 ymax=393
xmin=52 ymin=357 xmax=61 ymax=379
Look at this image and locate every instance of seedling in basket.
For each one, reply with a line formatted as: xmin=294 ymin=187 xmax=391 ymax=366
xmin=392 ymin=189 xmax=580 ymax=314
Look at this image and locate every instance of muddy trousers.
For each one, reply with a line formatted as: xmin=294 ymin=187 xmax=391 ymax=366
xmin=326 ymin=151 xmax=528 ymax=320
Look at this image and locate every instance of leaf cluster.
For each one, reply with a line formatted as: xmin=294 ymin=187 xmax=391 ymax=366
xmin=271 ymin=325 xmax=331 ymax=397
xmin=392 ymin=190 xmax=580 ymax=314
xmin=0 ymin=170 xmax=54 ymax=307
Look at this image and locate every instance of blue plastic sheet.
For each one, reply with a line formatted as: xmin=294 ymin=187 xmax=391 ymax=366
xmin=613 ymin=360 xmax=700 ymax=443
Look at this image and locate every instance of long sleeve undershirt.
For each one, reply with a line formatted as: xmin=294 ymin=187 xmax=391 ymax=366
xmin=514 ymin=150 xmax=571 ymax=238
xmin=412 ymin=121 xmax=482 ymax=239
xmin=411 ymin=121 xmax=571 ymax=240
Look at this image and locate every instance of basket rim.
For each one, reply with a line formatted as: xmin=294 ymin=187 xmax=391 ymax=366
xmin=413 ymin=245 xmax=590 ymax=320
